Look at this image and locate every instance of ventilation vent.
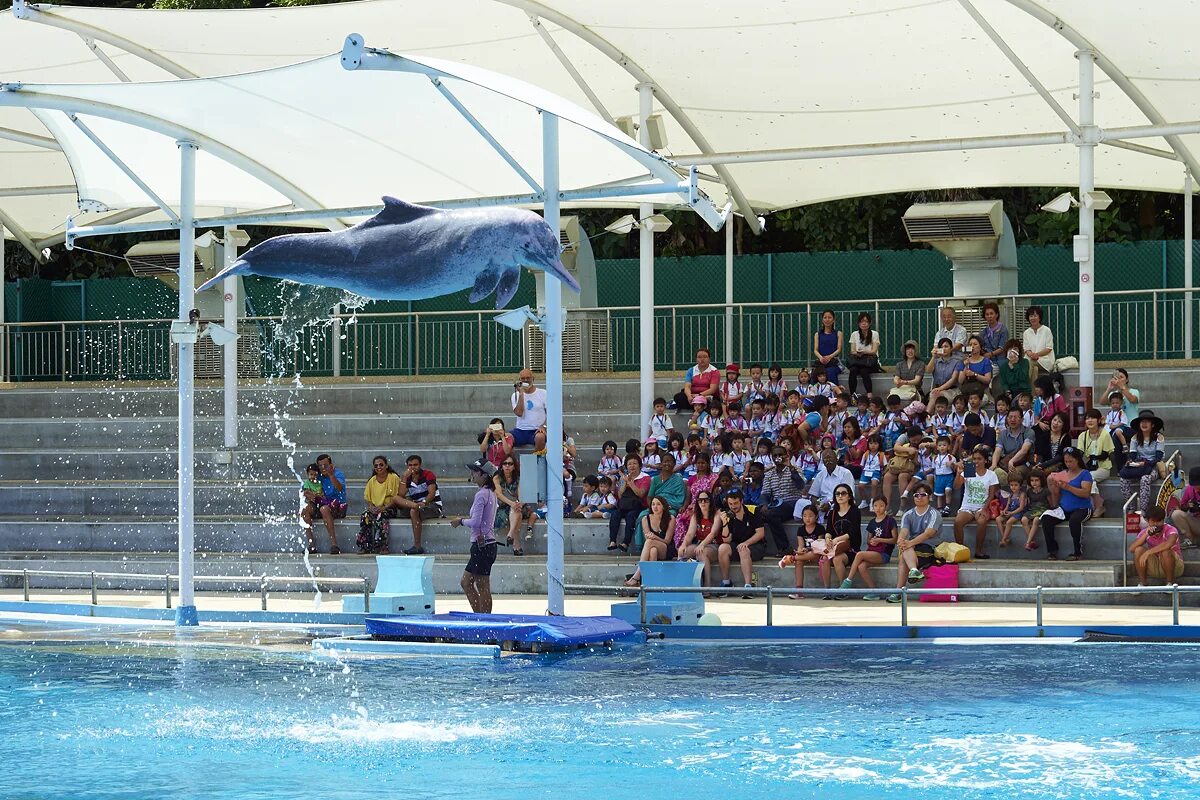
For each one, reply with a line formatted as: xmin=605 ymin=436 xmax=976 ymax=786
xmin=902 ymin=215 xmax=997 ymax=240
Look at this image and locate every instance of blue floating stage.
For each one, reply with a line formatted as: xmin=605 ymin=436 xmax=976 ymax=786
xmin=362 ymin=612 xmax=645 ymax=653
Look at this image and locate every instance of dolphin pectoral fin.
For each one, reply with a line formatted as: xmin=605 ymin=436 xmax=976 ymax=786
xmin=469 ymin=266 xmax=502 ymax=304
xmin=494 ymin=267 xmax=522 ymax=309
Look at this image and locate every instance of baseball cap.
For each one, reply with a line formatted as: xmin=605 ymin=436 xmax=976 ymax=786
xmin=467 ymin=459 xmax=497 ymax=477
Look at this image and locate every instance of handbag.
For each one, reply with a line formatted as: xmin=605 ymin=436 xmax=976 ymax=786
xmin=356 ymin=512 xmax=390 ymax=553
xmin=918 ymin=564 xmax=960 ymax=603
xmin=935 ymin=541 xmax=971 ymax=563
xmin=1119 ymin=461 xmax=1156 ymax=480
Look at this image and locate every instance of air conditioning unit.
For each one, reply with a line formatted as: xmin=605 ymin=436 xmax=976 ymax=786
xmin=525 ymin=316 xmax=611 ymax=373
xmin=903 ymin=200 xmax=1018 ymax=297
xmin=126 ymin=230 xmax=251 ymax=321
xmin=534 ymin=215 xmax=597 ymax=311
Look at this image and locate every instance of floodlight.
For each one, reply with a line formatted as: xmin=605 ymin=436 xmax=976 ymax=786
xmin=202 ymin=322 xmax=240 ymax=347
xmin=614 ymin=116 xmax=637 ymax=139
xmin=194 ymin=231 xmax=217 ymax=249
xmin=1041 ymin=192 xmax=1078 ymax=214
xmin=643 ymin=214 xmax=673 ymax=233
xmin=604 ymin=214 xmax=638 ymax=235
xmin=1084 ymin=190 xmax=1113 ymax=211
xmin=494 ymin=305 xmax=541 ymax=332
xmin=644 ymin=114 xmax=669 ymax=150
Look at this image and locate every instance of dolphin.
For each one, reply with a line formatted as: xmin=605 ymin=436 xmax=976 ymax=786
xmin=197 ymin=197 xmax=580 ymax=308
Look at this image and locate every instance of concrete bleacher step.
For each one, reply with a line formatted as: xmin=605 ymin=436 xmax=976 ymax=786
xmin=0 ymin=515 xmax=1165 ymax=563
xmin=0 ymin=377 xmax=680 ymax=419
xmin=0 ymin=551 xmax=1194 ymax=606
xmin=0 ymin=444 xmax=611 ymax=481
xmin=0 ymin=411 xmax=640 ymax=449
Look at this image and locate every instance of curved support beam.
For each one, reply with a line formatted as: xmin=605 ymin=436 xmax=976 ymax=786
xmin=1006 ymin=0 xmax=1200 ymax=179
xmin=508 ymin=1 xmax=762 ymax=233
xmin=0 ymin=125 xmax=61 ymax=150
xmin=34 ymin=206 xmax=155 ymax=249
xmin=12 ymin=0 xmax=198 ymax=79
xmin=0 ymin=205 xmax=46 ymax=262
xmin=0 ymin=88 xmax=344 ymax=230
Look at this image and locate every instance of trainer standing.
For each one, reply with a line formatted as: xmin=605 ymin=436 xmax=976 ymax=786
xmin=452 ymin=460 xmax=500 ymax=613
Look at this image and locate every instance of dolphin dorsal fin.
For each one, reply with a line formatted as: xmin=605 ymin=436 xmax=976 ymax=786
xmin=375 ymin=196 xmax=440 ymax=224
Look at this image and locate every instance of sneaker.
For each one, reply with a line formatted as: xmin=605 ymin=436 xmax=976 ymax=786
xmin=403 ymin=546 xmax=425 ymax=555
xmin=821 ymin=594 xmax=834 ymax=600
xmin=839 ymin=579 xmax=853 ymax=590
xmin=862 ymin=594 xmax=881 ymax=601
xmin=900 ymin=491 xmax=910 ymax=499
xmin=741 ymin=583 xmax=754 ymax=599
xmin=907 ymin=568 xmax=925 ymax=584
xmin=329 ymin=546 xmax=342 ymax=555
xmin=1183 ymin=540 xmax=1199 ymax=550
xmin=886 ymin=593 xmax=902 ymax=603
xmin=975 ymin=552 xmax=990 ymax=560
xmin=858 ymin=499 xmax=869 ymax=509
xmin=940 ymin=506 xmax=953 ymax=518
xmin=720 ymin=580 xmax=733 ymax=588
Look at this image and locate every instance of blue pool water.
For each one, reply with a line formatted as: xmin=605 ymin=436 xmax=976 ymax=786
xmin=2 ymin=627 xmax=1199 ymax=799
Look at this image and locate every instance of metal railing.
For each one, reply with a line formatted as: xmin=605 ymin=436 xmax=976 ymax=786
xmin=3 ymin=286 xmax=1199 ymax=383
xmin=0 ymin=568 xmax=371 ymax=612
xmin=1120 ymin=449 xmax=1184 ymax=586
xmin=564 ymin=582 xmax=1198 ymax=627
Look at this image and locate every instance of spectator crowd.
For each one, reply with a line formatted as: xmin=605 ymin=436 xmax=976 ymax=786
xmin=297 ymin=305 xmax=1194 ymax=602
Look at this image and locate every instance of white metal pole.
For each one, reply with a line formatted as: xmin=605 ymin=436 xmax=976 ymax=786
xmin=1077 ymin=50 xmax=1097 ymax=390
xmin=725 ymin=216 xmax=734 ymax=363
xmin=542 ymin=111 xmax=565 ymax=616
xmin=1180 ymin=172 xmax=1190 ymax=359
xmin=0 ymin=222 xmax=6 ymax=383
xmin=638 ymin=82 xmax=655 ymax=432
xmin=176 ymin=140 xmax=198 ymax=626
xmin=222 ymin=213 xmax=238 ymax=449
xmin=331 ymin=303 xmax=341 ymax=378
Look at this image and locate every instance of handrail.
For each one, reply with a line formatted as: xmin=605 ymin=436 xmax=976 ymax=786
xmin=1120 ymin=448 xmax=1183 ymax=586
xmin=563 ymin=582 xmax=1197 ymax=627
xmin=0 ymin=568 xmax=372 ymax=612
xmin=0 ymin=286 xmax=1195 ymax=328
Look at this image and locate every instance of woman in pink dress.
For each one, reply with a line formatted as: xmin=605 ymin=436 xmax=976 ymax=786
xmin=674 ymin=451 xmax=719 ymax=547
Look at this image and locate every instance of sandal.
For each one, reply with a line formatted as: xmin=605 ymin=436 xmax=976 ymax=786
xmin=624 ymin=576 xmax=641 ymax=587
xmin=1024 ymin=541 xmax=1038 ymax=551
xmin=512 ymin=549 xmax=524 ymax=557
xmin=1066 ymin=552 xmax=1082 ymax=562
xmin=607 ymin=542 xmax=619 ymax=551
xmin=618 ymin=544 xmax=629 ymax=554
xmin=329 ymin=546 xmax=342 ymax=555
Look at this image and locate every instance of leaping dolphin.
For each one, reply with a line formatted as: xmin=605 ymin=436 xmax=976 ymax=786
xmin=197 ymin=197 xmax=580 ymax=308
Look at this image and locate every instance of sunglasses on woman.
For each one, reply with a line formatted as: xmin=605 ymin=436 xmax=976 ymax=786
xmin=698 ymin=496 xmax=712 ymax=502
xmin=502 ymin=461 xmax=516 ymax=467
xmin=835 ymin=490 xmax=851 ymax=496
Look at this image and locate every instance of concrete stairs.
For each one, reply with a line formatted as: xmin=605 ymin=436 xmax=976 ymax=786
xmin=0 ymin=367 xmax=1197 ymax=607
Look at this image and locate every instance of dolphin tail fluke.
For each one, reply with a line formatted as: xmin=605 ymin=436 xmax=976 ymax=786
xmin=196 ymin=259 xmax=251 ymax=293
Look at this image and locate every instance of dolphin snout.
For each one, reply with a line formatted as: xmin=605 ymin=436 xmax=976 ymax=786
xmin=528 ymin=250 xmax=581 ymax=293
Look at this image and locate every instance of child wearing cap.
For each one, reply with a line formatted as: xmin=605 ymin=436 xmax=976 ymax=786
xmin=719 ymin=364 xmax=744 ymax=413
xmin=642 ymin=436 xmax=663 ymax=478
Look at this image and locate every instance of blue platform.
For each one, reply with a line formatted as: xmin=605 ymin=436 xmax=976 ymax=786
xmin=610 ymin=560 xmax=705 ymax=625
xmin=341 ymin=555 xmax=435 ymax=615
xmin=364 ymin=612 xmax=645 ymax=652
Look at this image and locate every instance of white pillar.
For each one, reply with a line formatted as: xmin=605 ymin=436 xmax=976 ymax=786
xmin=637 ymin=81 xmax=655 ymax=432
xmin=1180 ymin=175 xmax=1190 ymax=362
xmin=331 ymin=303 xmax=341 ymax=378
xmin=222 ymin=214 xmax=239 ymax=449
xmin=542 ymin=111 xmax=565 ymax=616
xmin=725 ymin=216 xmax=734 ymax=362
xmin=0 ymin=222 xmax=6 ymax=383
xmin=1077 ymin=50 xmax=1096 ymax=390
xmin=176 ymin=140 xmax=198 ymax=626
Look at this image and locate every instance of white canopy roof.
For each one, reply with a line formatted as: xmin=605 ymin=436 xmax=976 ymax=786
xmin=2 ymin=0 xmax=1199 ymax=251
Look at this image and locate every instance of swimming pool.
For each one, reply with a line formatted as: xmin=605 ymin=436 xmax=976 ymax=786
xmin=3 ymin=625 xmax=1198 ymax=799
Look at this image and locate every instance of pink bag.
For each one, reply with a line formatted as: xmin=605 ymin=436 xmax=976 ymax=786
xmin=918 ymin=563 xmax=959 ymax=603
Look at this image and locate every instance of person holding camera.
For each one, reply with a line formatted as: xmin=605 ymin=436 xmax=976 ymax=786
xmin=511 ymin=368 xmax=548 ymax=451
xmin=479 ymin=417 xmax=515 ymax=467
xmin=1075 ymin=408 xmax=1114 ymax=518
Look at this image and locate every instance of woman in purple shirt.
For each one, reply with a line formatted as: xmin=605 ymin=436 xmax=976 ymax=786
xmin=452 ymin=461 xmax=500 ymax=612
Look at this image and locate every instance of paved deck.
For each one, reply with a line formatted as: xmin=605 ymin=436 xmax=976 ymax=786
xmin=3 ymin=589 xmax=1197 ymax=628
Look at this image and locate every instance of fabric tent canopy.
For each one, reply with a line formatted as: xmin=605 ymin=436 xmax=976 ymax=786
xmin=2 ymin=50 xmax=706 ymax=232
xmin=1 ymin=0 xmax=1199 ymax=248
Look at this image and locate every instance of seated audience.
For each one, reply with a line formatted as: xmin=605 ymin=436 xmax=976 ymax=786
xmin=608 ymin=454 xmax=650 ymax=553
xmin=1130 ymin=506 xmax=1186 ymax=586
xmin=1075 ymin=409 xmax=1114 ymax=518
xmin=1120 ymin=410 xmax=1166 ymax=514
xmin=712 ymin=489 xmax=767 ymax=595
xmin=1022 ymin=305 xmax=1055 ymax=381
xmin=812 ymin=310 xmax=843 ymax=384
xmin=674 ymin=346 xmax=721 ymax=411
xmin=623 ymin=496 xmax=676 ymax=586
xmin=493 ymin=456 xmax=534 ymax=556
xmin=479 ymin=418 xmax=514 ymax=467
xmin=891 ymin=339 xmax=925 ymax=402
xmin=1042 ymin=447 xmax=1093 ymax=561
xmin=359 ymin=455 xmax=400 ymax=554
xmin=300 ymin=453 xmax=347 ymax=555
xmin=847 ymin=312 xmax=881 ymax=396
xmin=510 ymin=369 xmax=548 ymax=451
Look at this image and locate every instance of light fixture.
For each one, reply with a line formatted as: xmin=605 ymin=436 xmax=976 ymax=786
xmin=603 ymin=213 xmax=672 ymax=235
xmin=201 ymin=322 xmax=240 ymax=347
xmin=604 ymin=214 xmax=638 ymax=235
xmin=1041 ymin=192 xmax=1077 ymax=214
xmin=614 ymin=116 xmax=637 ymax=139
xmin=494 ymin=305 xmax=541 ymax=332
xmin=643 ymin=213 xmax=673 ymax=233
xmin=644 ymin=114 xmax=668 ymax=150
xmin=1084 ymin=190 xmax=1113 ymax=211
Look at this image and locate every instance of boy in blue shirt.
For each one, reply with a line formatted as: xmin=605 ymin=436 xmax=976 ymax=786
xmin=301 ymin=453 xmax=347 ymax=555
